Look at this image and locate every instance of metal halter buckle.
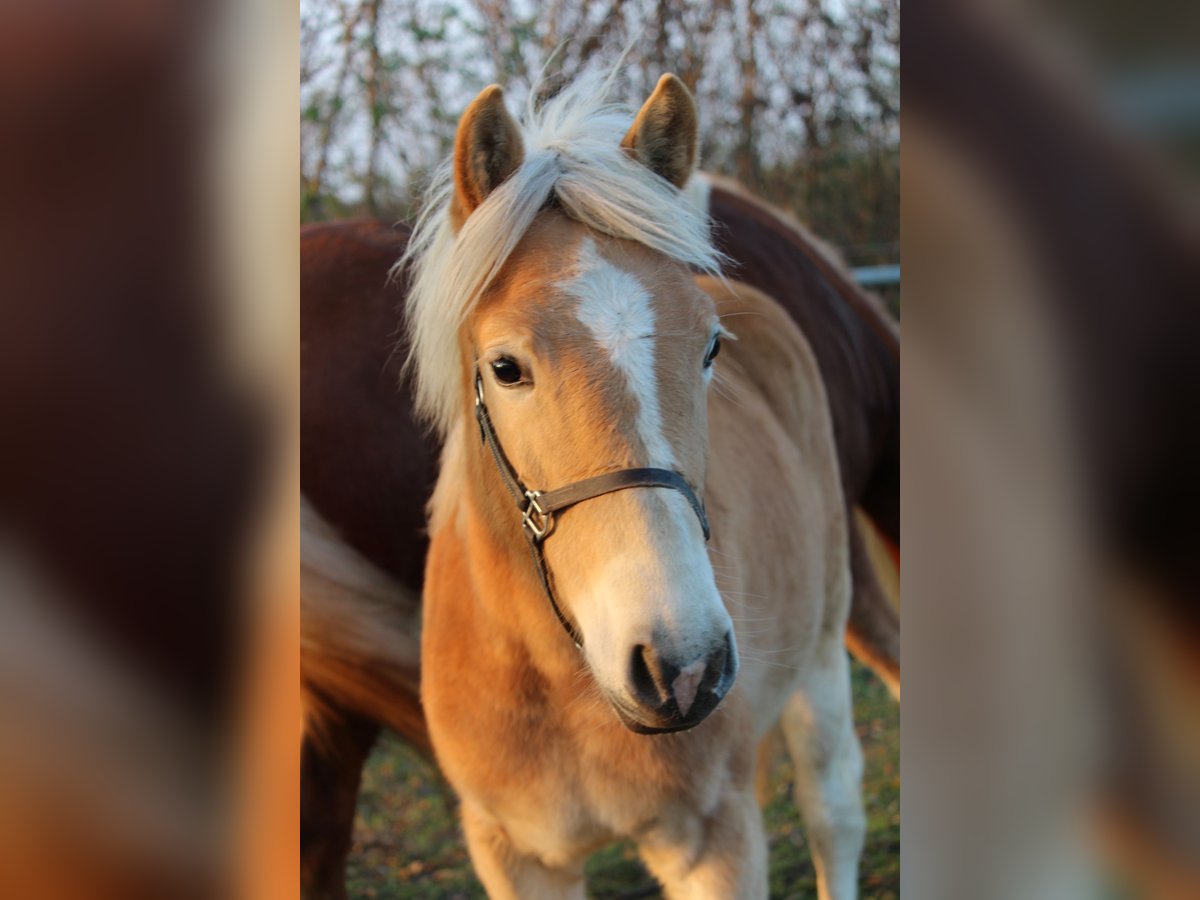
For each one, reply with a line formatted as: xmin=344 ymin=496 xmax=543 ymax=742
xmin=522 ymin=490 xmax=553 ymax=541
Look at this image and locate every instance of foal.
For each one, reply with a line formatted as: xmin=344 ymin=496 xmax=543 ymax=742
xmin=406 ymin=70 xmax=864 ymax=899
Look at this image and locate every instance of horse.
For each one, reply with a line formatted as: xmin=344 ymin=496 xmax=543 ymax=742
xmin=300 ymin=95 xmax=899 ymax=900
xmin=386 ymin=67 xmax=870 ymax=898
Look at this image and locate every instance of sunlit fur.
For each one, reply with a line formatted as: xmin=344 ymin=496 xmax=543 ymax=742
xmin=410 ymin=66 xmax=865 ymax=900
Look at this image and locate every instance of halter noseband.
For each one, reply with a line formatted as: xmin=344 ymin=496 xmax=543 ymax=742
xmin=473 ymin=369 xmax=710 ymax=649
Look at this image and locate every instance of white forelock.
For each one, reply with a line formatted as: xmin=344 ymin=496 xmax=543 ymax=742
xmin=398 ymin=61 xmax=724 ymax=438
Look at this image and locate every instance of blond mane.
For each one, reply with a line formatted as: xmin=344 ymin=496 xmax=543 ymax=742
xmin=399 ymin=64 xmax=725 ymax=438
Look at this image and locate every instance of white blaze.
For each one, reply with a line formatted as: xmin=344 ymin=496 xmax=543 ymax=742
xmin=562 ymin=238 xmax=673 ymax=467
xmin=559 ymin=239 xmax=733 ymax=703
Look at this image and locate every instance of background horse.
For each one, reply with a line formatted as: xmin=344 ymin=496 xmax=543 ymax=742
xmin=300 ymin=87 xmax=898 ymax=900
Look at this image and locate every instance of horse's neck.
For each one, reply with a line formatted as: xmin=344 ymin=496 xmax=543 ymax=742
xmin=429 ymin=421 xmax=582 ymax=677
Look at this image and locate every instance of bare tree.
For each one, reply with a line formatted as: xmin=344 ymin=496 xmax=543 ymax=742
xmin=302 ymin=0 xmax=367 ymax=219
xmin=361 ymin=0 xmax=384 ymax=215
xmin=299 ymin=0 xmax=900 ymax=266
xmin=735 ymin=0 xmax=762 ymax=186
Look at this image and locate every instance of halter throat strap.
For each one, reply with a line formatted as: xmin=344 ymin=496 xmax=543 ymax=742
xmin=473 ymin=370 xmax=710 ymax=648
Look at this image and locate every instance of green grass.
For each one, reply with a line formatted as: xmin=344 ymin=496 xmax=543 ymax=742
xmin=347 ymin=662 xmax=898 ymax=898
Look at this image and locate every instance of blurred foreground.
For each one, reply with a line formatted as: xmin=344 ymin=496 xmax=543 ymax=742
xmin=903 ymin=1 xmax=1199 ymax=897
xmin=0 ymin=1 xmax=298 ymax=898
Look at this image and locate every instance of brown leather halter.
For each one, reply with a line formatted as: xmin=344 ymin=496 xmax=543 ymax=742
xmin=474 ymin=370 xmax=710 ymax=648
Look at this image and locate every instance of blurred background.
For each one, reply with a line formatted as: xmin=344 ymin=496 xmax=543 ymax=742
xmin=299 ymin=0 xmax=900 ymax=305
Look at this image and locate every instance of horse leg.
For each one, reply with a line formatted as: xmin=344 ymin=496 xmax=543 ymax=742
xmin=300 ymin=708 xmax=380 ymax=900
xmin=460 ymin=801 xmax=586 ymax=900
xmin=636 ymin=788 xmax=768 ymax=899
xmin=780 ymin=645 xmax=865 ymax=900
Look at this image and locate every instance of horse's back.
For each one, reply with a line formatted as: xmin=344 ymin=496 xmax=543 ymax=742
xmin=301 ymin=219 xmax=435 ymax=590
xmin=705 ymin=180 xmax=898 ymax=545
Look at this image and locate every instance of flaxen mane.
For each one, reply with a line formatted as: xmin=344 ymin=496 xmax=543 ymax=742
xmin=399 ymin=66 xmax=725 ymax=437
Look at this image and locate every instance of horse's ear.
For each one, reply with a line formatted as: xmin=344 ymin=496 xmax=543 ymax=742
xmin=451 ymin=85 xmax=525 ymax=228
xmin=620 ymin=74 xmax=698 ymax=189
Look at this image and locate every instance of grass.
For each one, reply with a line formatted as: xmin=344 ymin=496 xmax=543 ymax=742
xmin=347 ymin=661 xmax=898 ymax=898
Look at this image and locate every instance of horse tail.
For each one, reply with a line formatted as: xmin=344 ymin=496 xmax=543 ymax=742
xmin=300 ymin=496 xmax=431 ymax=755
xmin=845 ymin=508 xmax=900 ymax=700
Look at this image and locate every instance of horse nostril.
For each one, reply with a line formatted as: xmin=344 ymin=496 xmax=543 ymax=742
xmin=713 ymin=637 xmax=728 ymax=674
xmin=628 ymin=644 xmax=676 ymax=707
xmin=699 ymin=632 xmax=736 ymax=696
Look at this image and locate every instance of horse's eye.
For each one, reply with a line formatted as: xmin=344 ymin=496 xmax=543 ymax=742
xmin=490 ymin=357 xmax=524 ymax=385
xmin=704 ymin=336 xmax=721 ymax=368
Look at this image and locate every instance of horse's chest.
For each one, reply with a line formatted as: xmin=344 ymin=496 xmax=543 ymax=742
xmin=424 ymin=645 xmax=676 ymax=856
xmin=430 ymin=668 xmax=614 ymax=853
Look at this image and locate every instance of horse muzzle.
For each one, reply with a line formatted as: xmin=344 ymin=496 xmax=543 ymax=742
xmin=609 ymin=631 xmax=738 ymax=734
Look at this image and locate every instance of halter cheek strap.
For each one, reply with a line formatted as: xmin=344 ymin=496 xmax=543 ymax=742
xmin=473 ymin=370 xmax=710 ymax=649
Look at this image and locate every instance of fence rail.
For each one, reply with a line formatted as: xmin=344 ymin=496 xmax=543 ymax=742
xmin=851 ymin=264 xmax=900 ymax=287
